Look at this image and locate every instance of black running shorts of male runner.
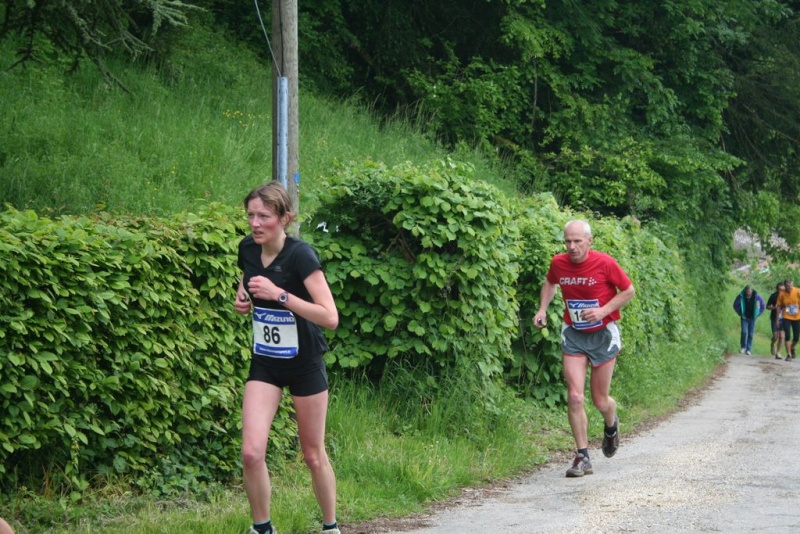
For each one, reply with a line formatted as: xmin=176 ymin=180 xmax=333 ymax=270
xmin=561 ymin=322 xmax=621 ymax=367
xmin=783 ymin=319 xmax=800 ymax=343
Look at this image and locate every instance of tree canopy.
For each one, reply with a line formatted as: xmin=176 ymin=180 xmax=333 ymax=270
xmin=1 ymin=0 xmax=196 ymax=89
xmin=4 ymin=0 xmax=799 ymax=258
xmin=292 ymin=0 xmax=800 ymax=258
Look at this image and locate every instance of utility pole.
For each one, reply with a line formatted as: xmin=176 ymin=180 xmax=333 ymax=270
xmin=272 ymin=0 xmax=299 ymax=230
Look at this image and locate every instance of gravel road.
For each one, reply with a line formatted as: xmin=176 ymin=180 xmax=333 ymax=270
xmin=354 ymin=353 xmax=800 ymax=533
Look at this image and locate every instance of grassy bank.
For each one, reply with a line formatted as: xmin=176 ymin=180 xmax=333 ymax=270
xmin=0 ymin=27 xmax=514 ymax=217
xmin=6 ymin=333 xmax=722 ymax=534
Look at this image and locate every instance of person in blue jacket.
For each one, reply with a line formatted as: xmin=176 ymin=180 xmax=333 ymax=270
xmin=733 ymin=285 xmax=765 ymax=355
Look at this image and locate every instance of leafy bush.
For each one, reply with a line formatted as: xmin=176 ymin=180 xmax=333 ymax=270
xmin=0 ymin=204 xmax=299 ymax=496
xmin=307 ymin=159 xmax=521 ymax=386
xmin=505 ymin=194 xmax=568 ymax=407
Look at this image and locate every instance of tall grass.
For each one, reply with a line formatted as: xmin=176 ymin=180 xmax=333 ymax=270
xmin=13 ymin=368 xmax=568 ymax=534
xmin=6 ymin=335 xmax=725 ymax=534
xmin=0 ymin=27 xmax=514 ymax=217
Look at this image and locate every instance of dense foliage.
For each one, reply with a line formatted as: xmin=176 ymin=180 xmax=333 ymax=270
xmin=0 ymin=0 xmax=197 ymax=89
xmin=5 ymin=1 xmax=799 ymax=261
xmin=308 ymin=159 xmax=520 ymax=379
xmin=287 ymin=0 xmax=800 ymax=259
xmin=0 ymin=205 xmax=305 ymax=496
xmin=0 ymin=160 xmax=703 ymax=498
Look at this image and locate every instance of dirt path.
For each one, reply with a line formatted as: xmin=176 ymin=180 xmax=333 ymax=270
xmin=350 ymin=354 xmax=800 ymax=533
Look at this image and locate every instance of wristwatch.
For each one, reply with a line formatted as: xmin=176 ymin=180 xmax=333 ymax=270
xmin=278 ymin=291 xmax=289 ymax=303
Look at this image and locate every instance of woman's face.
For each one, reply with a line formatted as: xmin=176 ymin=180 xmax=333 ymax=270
xmin=246 ymin=198 xmax=285 ymax=244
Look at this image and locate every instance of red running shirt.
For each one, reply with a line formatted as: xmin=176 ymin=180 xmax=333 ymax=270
xmin=546 ymin=250 xmax=633 ymax=332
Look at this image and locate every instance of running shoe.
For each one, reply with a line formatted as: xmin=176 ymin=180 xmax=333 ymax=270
xmin=322 ymin=530 xmax=341 ymax=534
xmin=248 ymin=527 xmax=276 ymax=534
xmin=566 ymin=453 xmax=593 ymax=477
xmin=746 ymin=350 xmax=752 ymax=355
xmin=602 ymin=415 xmax=620 ymax=458
xmin=776 ymin=354 xmax=783 ymax=360
xmin=740 ymin=348 xmax=746 ymax=354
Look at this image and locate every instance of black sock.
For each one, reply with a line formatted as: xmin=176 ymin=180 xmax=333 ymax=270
xmin=577 ymin=448 xmax=589 ymax=459
xmin=253 ymin=520 xmax=273 ymax=534
xmin=605 ymin=421 xmax=618 ymax=435
xmin=322 ymin=521 xmax=338 ymax=531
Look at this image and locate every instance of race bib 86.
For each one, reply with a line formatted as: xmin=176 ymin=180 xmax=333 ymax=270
xmin=252 ymin=307 xmax=299 ymax=358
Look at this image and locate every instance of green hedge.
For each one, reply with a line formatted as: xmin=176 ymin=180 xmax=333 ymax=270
xmin=0 ymin=205 xmax=301 ymax=496
xmin=506 ymin=194 xmax=570 ymax=407
xmin=307 ymin=159 xmax=520 ymax=381
xmin=0 ymin=158 xmax=706 ymax=496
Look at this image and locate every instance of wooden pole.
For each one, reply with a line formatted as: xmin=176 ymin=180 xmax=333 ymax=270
xmin=272 ymin=0 xmax=300 ymax=230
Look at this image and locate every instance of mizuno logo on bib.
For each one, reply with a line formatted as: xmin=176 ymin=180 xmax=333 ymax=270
xmin=566 ymin=299 xmax=602 ymax=330
xmin=252 ymin=307 xmax=299 ymax=358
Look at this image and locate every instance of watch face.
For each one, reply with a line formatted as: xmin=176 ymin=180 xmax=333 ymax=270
xmin=279 ymin=292 xmax=288 ymax=303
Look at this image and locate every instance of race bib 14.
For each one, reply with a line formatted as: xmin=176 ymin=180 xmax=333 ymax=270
xmin=566 ymin=299 xmax=602 ymax=330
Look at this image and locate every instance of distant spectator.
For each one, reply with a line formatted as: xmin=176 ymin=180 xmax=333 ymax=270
xmin=776 ymin=278 xmax=800 ymax=361
xmin=766 ymin=282 xmax=786 ymax=359
xmin=733 ymin=285 xmax=765 ymax=355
